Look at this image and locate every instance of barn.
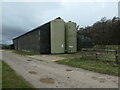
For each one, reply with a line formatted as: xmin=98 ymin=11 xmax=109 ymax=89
xmin=13 ymin=17 xmax=77 ymax=54
xmin=77 ymin=33 xmax=93 ymax=51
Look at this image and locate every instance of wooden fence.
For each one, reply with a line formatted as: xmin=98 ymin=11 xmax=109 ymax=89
xmin=81 ymin=48 xmax=119 ymax=64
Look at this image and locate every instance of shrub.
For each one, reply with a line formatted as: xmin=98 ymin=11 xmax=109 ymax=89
xmin=2 ymin=44 xmax=10 ymax=49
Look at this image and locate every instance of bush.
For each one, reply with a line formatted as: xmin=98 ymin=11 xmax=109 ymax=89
xmin=2 ymin=44 xmax=10 ymax=49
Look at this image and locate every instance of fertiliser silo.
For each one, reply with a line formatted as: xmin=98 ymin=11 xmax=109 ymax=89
xmin=65 ymin=21 xmax=77 ymax=53
xmin=50 ymin=18 xmax=65 ymax=54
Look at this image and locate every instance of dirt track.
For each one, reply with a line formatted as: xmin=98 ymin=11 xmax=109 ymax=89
xmin=1 ymin=50 xmax=119 ymax=88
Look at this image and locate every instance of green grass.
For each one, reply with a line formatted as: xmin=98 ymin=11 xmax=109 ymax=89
xmin=2 ymin=60 xmax=33 ymax=88
xmin=59 ymin=53 xmax=82 ymax=59
xmin=13 ymin=50 xmax=40 ymax=56
xmin=94 ymin=45 xmax=118 ymax=49
xmin=83 ymin=54 xmax=116 ymax=62
xmin=56 ymin=58 xmax=119 ymax=76
xmin=98 ymin=54 xmax=116 ymax=62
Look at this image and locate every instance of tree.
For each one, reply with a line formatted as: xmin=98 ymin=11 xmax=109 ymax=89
xmin=78 ymin=17 xmax=120 ymax=45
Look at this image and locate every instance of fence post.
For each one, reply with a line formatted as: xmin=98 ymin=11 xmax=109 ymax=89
xmin=96 ymin=53 xmax=98 ymax=61
xmin=115 ymin=50 xmax=118 ymax=64
xmin=81 ymin=48 xmax=84 ymax=58
xmin=81 ymin=49 xmax=83 ymax=58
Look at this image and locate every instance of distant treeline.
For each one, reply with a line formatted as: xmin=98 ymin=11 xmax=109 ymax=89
xmin=78 ymin=17 xmax=120 ymax=45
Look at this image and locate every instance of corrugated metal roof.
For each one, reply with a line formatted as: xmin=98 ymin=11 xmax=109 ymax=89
xmin=13 ymin=17 xmax=63 ymax=40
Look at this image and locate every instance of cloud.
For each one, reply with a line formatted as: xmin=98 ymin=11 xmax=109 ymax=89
xmin=2 ymin=2 xmax=118 ymax=44
xmin=2 ymin=2 xmax=63 ymax=44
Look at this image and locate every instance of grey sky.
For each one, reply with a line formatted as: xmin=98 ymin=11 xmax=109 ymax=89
xmin=2 ymin=2 xmax=118 ymax=44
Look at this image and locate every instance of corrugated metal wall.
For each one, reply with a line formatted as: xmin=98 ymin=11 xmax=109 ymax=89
xmin=13 ymin=22 xmax=51 ymax=53
xmin=39 ymin=22 xmax=50 ymax=54
xmin=65 ymin=21 xmax=77 ymax=53
xmin=13 ymin=39 xmax=18 ymax=50
xmin=77 ymin=34 xmax=93 ymax=51
xmin=17 ymin=30 xmax=40 ymax=53
xmin=50 ymin=19 xmax=65 ymax=54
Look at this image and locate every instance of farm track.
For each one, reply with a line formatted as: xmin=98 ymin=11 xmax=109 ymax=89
xmin=0 ymin=50 xmax=119 ymax=88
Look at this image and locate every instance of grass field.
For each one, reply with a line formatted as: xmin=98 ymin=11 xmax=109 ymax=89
xmin=82 ymin=48 xmax=118 ymax=63
xmin=93 ymin=45 xmax=118 ymax=49
xmin=82 ymin=53 xmax=116 ymax=62
xmin=2 ymin=60 xmax=33 ymax=88
xmin=13 ymin=50 xmax=40 ymax=56
xmin=56 ymin=57 xmax=119 ymax=76
xmin=98 ymin=54 xmax=116 ymax=62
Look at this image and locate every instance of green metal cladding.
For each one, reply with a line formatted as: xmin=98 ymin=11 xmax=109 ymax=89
xmin=50 ymin=19 xmax=65 ymax=54
xmin=65 ymin=21 xmax=77 ymax=53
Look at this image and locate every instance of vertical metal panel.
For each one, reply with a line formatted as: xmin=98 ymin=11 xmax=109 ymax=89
xmin=13 ymin=39 xmax=18 ymax=50
xmin=65 ymin=21 xmax=77 ymax=53
xmin=13 ymin=22 xmax=51 ymax=54
xmin=39 ymin=22 xmax=50 ymax=54
xmin=50 ymin=19 xmax=65 ymax=54
xmin=16 ymin=30 xmax=40 ymax=53
xmin=77 ymin=34 xmax=93 ymax=51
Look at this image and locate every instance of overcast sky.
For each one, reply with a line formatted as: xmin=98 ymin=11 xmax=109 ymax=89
xmin=2 ymin=2 xmax=118 ymax=44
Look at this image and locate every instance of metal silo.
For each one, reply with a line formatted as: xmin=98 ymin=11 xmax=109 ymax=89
xmin=65 ymin=21 xmax=77 ymax=53
xmin=50 ymin=18 xmax=65 ymax=54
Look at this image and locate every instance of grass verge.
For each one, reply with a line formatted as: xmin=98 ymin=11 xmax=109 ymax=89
xmin=59 ymin=53 xmax=82 ymax=59
xmin=2 ymin=60 xmax=33 ymax=88
xmin=13 ymin=50 xmax=40 ymax=56
xmin=56 ymin=58 xmax=119 ymax=76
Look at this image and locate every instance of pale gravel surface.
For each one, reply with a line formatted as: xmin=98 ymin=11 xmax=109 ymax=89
xmin=27 ymin=55 xmax=65 ymax=62
xmin=1 ymin=50 xmax=119 ymax=88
